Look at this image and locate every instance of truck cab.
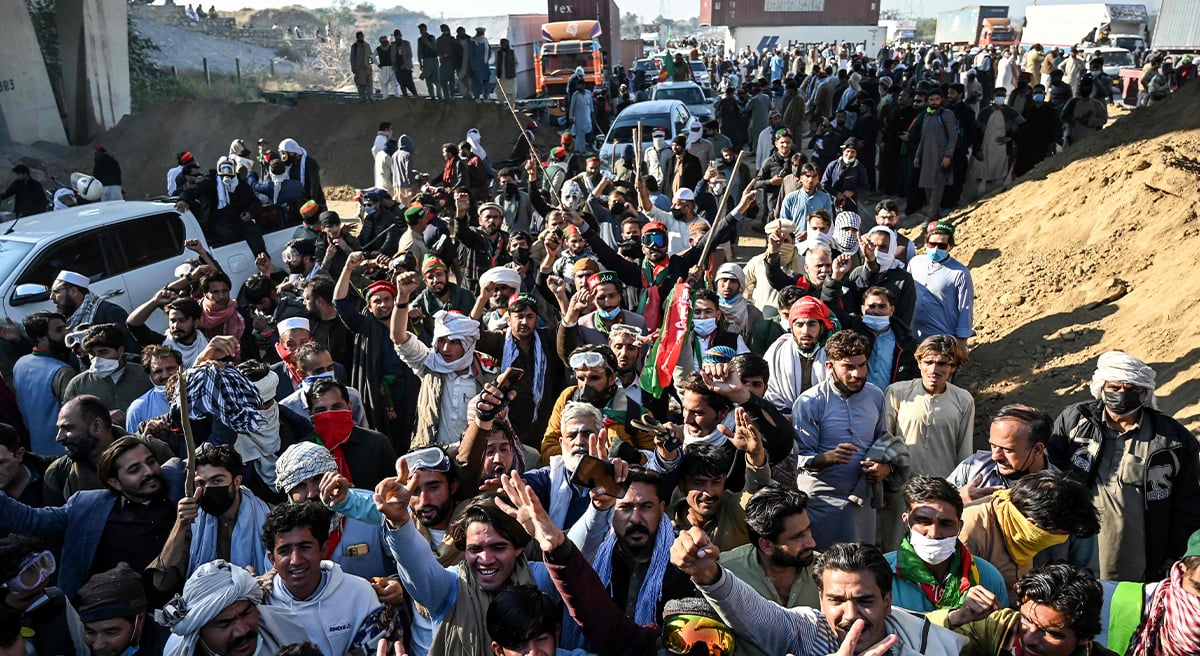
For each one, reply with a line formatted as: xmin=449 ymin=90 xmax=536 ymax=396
xmin=534 ymin=20 xmax=606 ymax=110
xmin=980 ymin=17 xmax=1018 ymax=47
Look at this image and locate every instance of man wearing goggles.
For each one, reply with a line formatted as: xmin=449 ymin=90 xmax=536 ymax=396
xmin=0 ymin=536 xmax=84 ymax=656
xmin=565 ymin=179 xmax=755 ymax=333
xmin=540 ymin=345 xmax=652 ymax=461
xmin=495 ymin=473 xmax=737 ymax=656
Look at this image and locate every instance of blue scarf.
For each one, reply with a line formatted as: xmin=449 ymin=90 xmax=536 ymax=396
xmin=501 ymin=329 xmax=546 ymax=420
xmin=591 ymin=512 xmax=676 ymax=625
xmin=188 ymin=486 xmax=272 ymax=576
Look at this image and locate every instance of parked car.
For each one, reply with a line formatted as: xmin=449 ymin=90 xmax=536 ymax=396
xmin=649 ymin=81 xmax=714 ymax=123
xmin=597 ymin=100 xmax=692 ymax=164
xmin=689 ymin=60 xmax=712 ymax=88
xmin=0 ymin=200 xmax=303 ymax=332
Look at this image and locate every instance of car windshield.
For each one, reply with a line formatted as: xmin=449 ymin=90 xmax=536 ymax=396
xmin=690 ymin=61 xmax=707 ymax=73
xmin=1098 ymin=50 xmax=1134 ymax=67
xmin=634 ymin=59 xmax=658 ymax=72
xmin=655 ymin=86 xmax=705 ymax=104
xmin=1113 ymin=37 xmax=1140 ymax=52
xmin=0 ymin=239 xmax=35 ymax=288
xmin=607 ymin=114 xmax=670 ymax=144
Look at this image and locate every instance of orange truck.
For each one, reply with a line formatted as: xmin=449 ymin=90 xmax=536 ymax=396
xmin=533 ymin=20 xmax=606 ymax=104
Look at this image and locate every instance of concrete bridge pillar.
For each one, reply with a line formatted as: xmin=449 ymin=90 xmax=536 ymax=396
xmin=56 ymin=0 xmax=132 ymax=144
xmin=0 ymin=0 xmax=69 ymax=145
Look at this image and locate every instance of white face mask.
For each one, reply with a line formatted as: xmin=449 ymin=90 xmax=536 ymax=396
xmin=152 ymin=384 xmax=167 ymax=395
xmin=90 ymin=356 xmax=122 ymax=378
xmin=994 ymin=96 xmax=1007 ymax=105
xmin=693 ymin=317 xmax=718 ymax=337
xmin=875 ymin=250 xmax=895 ymax=269
xmin=909 ymin=529 xmax=958 ymax=565
xmin=653 ymin=136 xmax=666 ymax=149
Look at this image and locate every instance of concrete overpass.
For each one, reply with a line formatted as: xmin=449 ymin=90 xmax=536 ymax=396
xmin=0 ymin=0 xmax=131 ymax=146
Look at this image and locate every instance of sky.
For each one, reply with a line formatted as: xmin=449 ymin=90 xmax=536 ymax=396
xmin=205 ymin=0 xmax=1163 ymax=23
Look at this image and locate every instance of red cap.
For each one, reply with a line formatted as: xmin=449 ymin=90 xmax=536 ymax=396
xmin=788 ymin=297 xmax=833 ymax=329
xmin=367 ymin=280 xmax=398 ymax=298
xmin=181 ymin=151 xmax=195 ymax=164
xmin=641 ymin=221 xmax=667 ymax=235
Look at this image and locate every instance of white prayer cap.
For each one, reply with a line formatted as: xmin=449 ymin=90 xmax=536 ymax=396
xmin=276 ymin=317 xmax=311 ymax=335
xmin=55 ymin=270 xmax=90 ymax=290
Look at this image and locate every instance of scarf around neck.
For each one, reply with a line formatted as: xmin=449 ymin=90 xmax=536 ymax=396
xmin=428 ymin=557 xmax=536 ymax=656
xmin=188 ymin=486 xmax=272 ymax=577
xmin=1128 ymin=560 xmax=1200 ymax=656
xmin=991 ymin=488 xmax=1068 ymax=566
xmin=895 ymin=536 xmax=979 ymax=609
xmin=501 ymin=330 xmax=545 ymax=420
xmin=198 ymin=300 xmax=245 ymax=340
xmin=592 ymin=512 xmax=676 ymax=625
xmin=67 ymin=292 xmax=103 ymax=328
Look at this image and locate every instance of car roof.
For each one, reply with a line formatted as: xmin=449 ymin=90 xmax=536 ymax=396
xmin=0 ymin=201 xmax=177 ymax=244
xmin=655 ymin=80 xmax=702 ymax=89
xmin=615 ymin=99 xmax=687 ymax=116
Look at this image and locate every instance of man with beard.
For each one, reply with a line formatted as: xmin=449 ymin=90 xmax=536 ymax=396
xmin=673 ymin=534 xmax=969 ymax=656
xmin=260 ymin=502 xmax=384 ymax=656
xmin=300 ymin=275 xmax=352 ymax=367
xmin=149 ymin=445 xmax=271 ymax=594
xmin=314 ymin=211 xmax=361 ymax=280
xmin=590 ymin=466 xmax=693 ymax=624
xmin=160 ymin=559 xmax=310 ymax=656
xmin=521 ymin=402 xmax=623 ymax=530
xmin=455 ymin=193 xmax=510 ymax=293
xmin=905 ymin=87 xmax=958 ymax=219
xmin=794 ymin=330 xmax=904 ymax=550
xmin=581 ymin=186 xmax=750 ymax=332
xmin=562 ymin=270 xmax=646 ymax=346
xmin=334 ymin=255 xmax=413 ymax=451
xmin=570 ymin=157 xmax=606 ymax=198
xmin=63 ymin=323 xmax=154 ymax=416
xmin=413 ymin=254 xmax=475 ymax=334
xmin=661 ymin=135 xmax=703 ymax=198
xmin=473 ymin=285 xmax=565 ymax=445
xmin=50 ymin=270 xmax=135 ymax=349
xmin=755 ymin=128 xmax=800 ymax=223
xmin=671 ymin=439 xmax=769 ymax=552
xmin=539 ymin=345 xmax=649 ymax=459
xmin=764 ymin=297 xmax=834 ymax=414
xmin=77 ymin=563 xmax=170 ymax=656
xmin=127 ymin=292 xmax=209 ymax=367
xmin=0 ymin=436 xmax=185 ymax=597
xmin=13 ymin=311 xmax=76 ymax=455
xmin=947 ymin=404 xmax=1057 ymax=502
xmin=278 ymin=239 xmax=328 ymax=295
xmin=882 ymin=475 xmax=1009 ymax=613
xmin=722 ymin=487 xmax=820 ymax=617
xmin=124 ymin=346 xmax=181 ymax=434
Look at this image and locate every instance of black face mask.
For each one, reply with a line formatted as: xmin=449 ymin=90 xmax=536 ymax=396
xmin=618 ymin=238 xmax=642 ymax=259
xmin=512 ymin=247 xmax=532 ymax=266
xmin=199 ymin=484 xmax=236 ymax=516
xmin=576 ymin=383 xmax=615 ymax=407
xmin=505 ymin=182 xmax=519 ymax=197
xmin=610 ymin=203 xmax=626 ymax=217
xmin=1102 ymin=389 xmax=1144 ymax=416
xmin=831 ymin=376 xmax=859 ymax=397
xmin=671 ymin=207 xmax=689 ymax=221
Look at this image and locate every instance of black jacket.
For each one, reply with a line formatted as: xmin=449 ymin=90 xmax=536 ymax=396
xmin=92 ymin=151 xmax=122 ymax=185
xmin=660 ymin=151 xmax=703 ymax=196
xmin=0 ymin=178 xmax=46 ymax=218
xmin=1049 ymin=400 xmax=1200 ymax=581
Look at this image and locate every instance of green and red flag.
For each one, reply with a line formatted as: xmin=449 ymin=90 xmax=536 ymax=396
xmin=640 ymin=279 xmax=692 ymax=398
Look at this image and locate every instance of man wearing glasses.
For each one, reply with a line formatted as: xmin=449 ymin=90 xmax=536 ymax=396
xmin=539 ymin=345 xmax=651 ymax=461
xmin=908 ymin=221 xmax=974 ymax=353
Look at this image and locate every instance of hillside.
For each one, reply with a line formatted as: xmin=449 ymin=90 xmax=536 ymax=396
xmin=950 ymin=82 xmax=1200 ymax=441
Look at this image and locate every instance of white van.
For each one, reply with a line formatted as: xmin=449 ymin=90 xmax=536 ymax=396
xmin=0 ymin=201 xmax=303 ymax=332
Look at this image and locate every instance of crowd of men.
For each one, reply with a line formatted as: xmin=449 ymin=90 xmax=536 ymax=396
xmin=0 ymin=33 xmax=1198 ymax=656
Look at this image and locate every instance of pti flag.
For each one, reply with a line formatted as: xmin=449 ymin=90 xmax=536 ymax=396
xmin=640 ymin=280 xmax=691 ymax=398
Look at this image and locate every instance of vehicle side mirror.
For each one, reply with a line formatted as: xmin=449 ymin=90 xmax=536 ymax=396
xmin=12 ymin=283 xmax=49 ymax=305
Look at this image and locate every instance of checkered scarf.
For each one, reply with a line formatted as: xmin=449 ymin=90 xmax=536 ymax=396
xmin=1128 ymin=561 xmax=1200 ymax=656
xmin=172 ymin=365 xmax=265 ymax=434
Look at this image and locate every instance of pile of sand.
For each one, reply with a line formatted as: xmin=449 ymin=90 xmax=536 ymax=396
xmin=90 ymin=96 xmax=554 ymax=198
xmin=950 ymin=82 xmax=1200 ymax=442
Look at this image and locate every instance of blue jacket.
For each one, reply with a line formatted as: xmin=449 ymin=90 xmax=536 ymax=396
xmin=883 ymin=549 xmax=1010 ymax=612
xmin=0 ymin=459 xmax=185 ymax=596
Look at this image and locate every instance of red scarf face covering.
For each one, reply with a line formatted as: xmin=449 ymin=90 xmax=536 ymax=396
xmin=1128 ymin=561 xmax=1200 ymax=656
xmin=312 ymin=409 xmax=354 ymax=559
xmin=275 ymin=342 xmax=302 ymax=384
xmin=199 ymin=299 xmax=245 ymax=340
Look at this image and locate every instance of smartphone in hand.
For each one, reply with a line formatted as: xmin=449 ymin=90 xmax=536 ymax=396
xmin=569 ymin=455 xmax=627 ymax=494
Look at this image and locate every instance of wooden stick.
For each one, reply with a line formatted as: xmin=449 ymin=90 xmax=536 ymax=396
xmin=698 ymin=150 xmax=745 ymax=271
xmin=496 ymin=80 xmax=539 ymax=162
xmin=634 ymin=122 xmax=643 ymax=180
xmin=178 ymin=371 xmax=197 ymax=497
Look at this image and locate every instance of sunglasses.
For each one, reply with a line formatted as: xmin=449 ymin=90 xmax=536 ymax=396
xmin=663 ymin=614 xmax=736 ymax=656
xmin=4 ymin=550 xmax=55 ymax=593
xmin=927 ymin=242 xmax=950 ymax=250
xmin=641 ymin=232 xmax=668 ymax=248
xmin=401 ymin=446 xmax=451 ymax=473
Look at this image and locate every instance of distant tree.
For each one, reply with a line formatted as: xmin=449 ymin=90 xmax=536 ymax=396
xmin=880 ymin=9 xmax=903 ymax=20
xmin=915 ymin=17 xmax=936 ymax=41
xmin=621 ymin=12 xmax=641 ymax=39
xmin=353 ymin=2 xmax=375 ymax=12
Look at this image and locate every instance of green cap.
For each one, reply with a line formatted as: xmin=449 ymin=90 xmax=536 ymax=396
xmin=1186 ymin=529 xmax=1200 ymax=558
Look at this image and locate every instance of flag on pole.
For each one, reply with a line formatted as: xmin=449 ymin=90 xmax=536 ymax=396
xmin=640 ymin=280 xmax=692 ymax=398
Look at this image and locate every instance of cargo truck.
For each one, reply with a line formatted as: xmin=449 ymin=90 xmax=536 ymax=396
xmin=533 ymin=20 xmax=606 ymax=106
xmin=1020 ymin=3 xmax=1149 ymax=52
xmin=878 ymin=19 xmax=918 ymax=43
xmin=936 ymin=6 xmax=1018 ymax=48
xmin=1149 ymin=0 xmax=1199 ymax=55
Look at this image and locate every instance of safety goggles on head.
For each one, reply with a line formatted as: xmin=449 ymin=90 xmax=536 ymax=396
xmin=401 ymin=447 xmax=451 ymax=473
xmin=569 ymin=350 xmax=611 ymax=370
xmin=662 ymin=614 xmax=736 ymax=656
xmin=4 ymin=550 xmax=56 ymax=592
xmin=641 ymin=232 xmax=668 ymax=248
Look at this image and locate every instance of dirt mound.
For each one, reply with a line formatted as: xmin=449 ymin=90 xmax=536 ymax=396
xmin=950 ymin=82 xmax=1200 ymax=441
xmin=92 ymin=97 xmax=555 ymax=198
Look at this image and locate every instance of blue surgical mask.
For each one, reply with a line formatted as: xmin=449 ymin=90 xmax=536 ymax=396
xmin=597 ymin=306 xmax=621 ymax=320
xmin=693 ymin=317 xmax=718 ymax=337
xmin=861 ymin=314 xmax=891 ymax=331
xmin=1033 ymin=94 xmax=1046 ymax=103
xmin=929 ymin=248 xmax=950 ymax=263
xmin=300 ymin=370 xmax=335 ymax=392
xmin=719 ymin=294 xmax=741 ymax=306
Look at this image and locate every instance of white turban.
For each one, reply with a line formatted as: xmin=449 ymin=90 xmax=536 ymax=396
xmin=155 ymin=560 xmax=262 ymax=647
xmin=865 ymin=225 xmax=901 ymax=271
xmin=803 ymin=230 xmax=834 ymax=255
xmin=426 ymin=311 xmax=481 ymax=374
xmin=479 ymin=266 xmax=522 ymax=292
xmin=714 ymin=262 xmax=746 ymax=289
xmin=1090 ymin=351 xmax=1158 ymax=409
